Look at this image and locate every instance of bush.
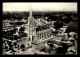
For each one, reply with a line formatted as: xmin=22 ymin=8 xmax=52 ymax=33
xmin=20 ymin=44 xmax=25 ymax=49
xmin=23 ymin=33 xmax=27 ymax=37
xmin=65 ymin=21 xmax=78 ymax=33
xmin=54 ymin=20 xmax=63 ymax=30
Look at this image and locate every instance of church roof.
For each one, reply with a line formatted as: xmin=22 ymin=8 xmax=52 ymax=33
xmin=36 ymin=25 xmax=50 ymax=31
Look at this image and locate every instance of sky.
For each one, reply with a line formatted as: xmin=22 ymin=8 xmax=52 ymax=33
xmin=3 ymin=2 xmax=77 ymax=12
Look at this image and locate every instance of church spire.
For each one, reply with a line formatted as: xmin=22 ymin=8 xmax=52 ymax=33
xmin=29 ymin=4 xmax=32 ymax=16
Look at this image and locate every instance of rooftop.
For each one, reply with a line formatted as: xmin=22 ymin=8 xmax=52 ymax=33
xmin=36 ymin=25 xmax=50 ymax=31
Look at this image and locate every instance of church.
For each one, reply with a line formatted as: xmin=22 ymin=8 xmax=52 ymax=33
xmin=26 ymin=10 xmax=52 ymax=47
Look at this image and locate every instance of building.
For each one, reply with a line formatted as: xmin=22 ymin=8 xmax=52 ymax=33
xmin=26 ymin=10 xmax=52 ymax=44
xmin=2 ymin=20 xmax=14 ymax=32
xmin=36 ymin=25 xmax=52 ymax=42
xmin=57 ymin=26 xmax=68 ymax=37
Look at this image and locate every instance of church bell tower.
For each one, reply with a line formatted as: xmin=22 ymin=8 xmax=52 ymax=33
xmin=28 ymin=6 xmax=36 ymax=43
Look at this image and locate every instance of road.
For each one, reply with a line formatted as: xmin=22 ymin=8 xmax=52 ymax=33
xmin=22 ymin=47 xmax=48 ymax=55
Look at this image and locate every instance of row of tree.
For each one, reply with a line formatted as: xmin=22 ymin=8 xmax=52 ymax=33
xmin=53 ymin=20 xmax=78 ymax=33
xmin=3 ymin=12 xmax=77 ymax=21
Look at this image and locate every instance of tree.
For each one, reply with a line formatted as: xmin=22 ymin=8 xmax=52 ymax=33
xmin=13 ymin=28 xmax=17 ymax=34
xmin=20 ymin=44 xmax=25 ymax=51
xmin=46 ymin=41 xmax=57 ymax=54
xmin=5 ymin=45 xmax=9 ymax=51
xmin=3 ymin=12 xmax=11 ymax=19
xmin=54 ymin=20 xmax=63 ymax=30
xmin=19 ymin=27 xmax=25 ymax=32
xmin=23 ymin=33 xmax=27 ymax=37
xmin=13 ymin=42 xmax=18 ymax=48
xmin=14 ymin=35 xmax=19 ymax=40
xmin=61 ymin=15 xmax=72 ymax=23
xmin=65 ymin=21 xmax=78 ymax=33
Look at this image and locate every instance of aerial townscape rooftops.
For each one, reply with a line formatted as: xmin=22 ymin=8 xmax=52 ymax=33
xmin=2 ymin=3 xmax=78 ymax=55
